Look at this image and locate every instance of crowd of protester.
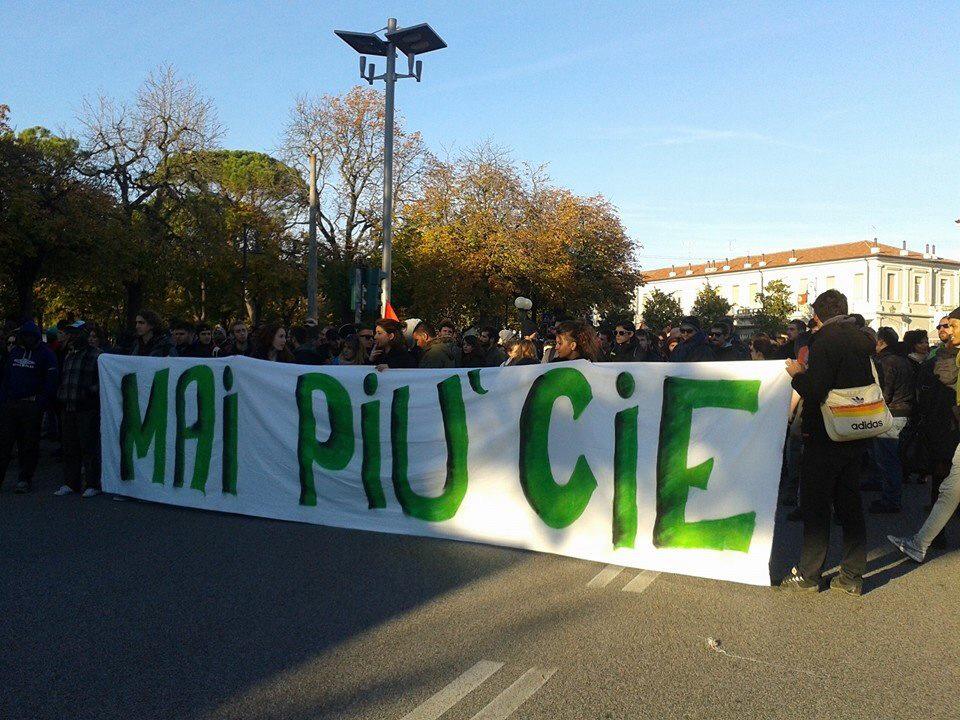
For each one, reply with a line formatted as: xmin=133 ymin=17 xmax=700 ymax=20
xmin=2 ymin=296 xmax=959 ymax=597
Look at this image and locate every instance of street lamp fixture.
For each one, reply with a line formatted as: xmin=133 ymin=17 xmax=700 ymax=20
xmin=335 ymin=18 xmax=446 ymax=314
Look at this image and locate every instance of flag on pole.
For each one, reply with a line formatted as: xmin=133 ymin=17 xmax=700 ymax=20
xmin=383 ymin=302 xmax=399 ymax=321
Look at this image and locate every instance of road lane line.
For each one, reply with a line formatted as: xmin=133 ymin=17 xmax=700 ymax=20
xmin=469 ymin=667 xmax=557 ymax=720
xmin=400 ymin=660 xmax=504 ymax=720
xmin=622 ymin=570 xmax=660 ymax=594
xmin=587 ymin=564 xmax=624 ymax=588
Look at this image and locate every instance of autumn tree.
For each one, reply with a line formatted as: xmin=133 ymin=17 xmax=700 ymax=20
xmin=280 ymin=88 xmax=432 ymax=316
xmin=691 ymin=283 xmax=732 ymax=328
xmin=754 ymin=279 xmax=796 ymax=335
xmin=641 ymin=288 xmax=683 ymax=332
xmin=78 ymin=65 xmax=222 ymax=326
xmin=393 ymin=145 xmax=640 ymax=323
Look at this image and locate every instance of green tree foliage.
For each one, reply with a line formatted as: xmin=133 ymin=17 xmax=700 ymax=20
xmin=0 ymin=122 xmax=112 ymax=319
xmin=641 ymin=288 xmax=683 ymax=332
xmin=691 ymin=283 xmax=732 ymax=328
xmin=754 ymin=279 xmax=796 ymax=336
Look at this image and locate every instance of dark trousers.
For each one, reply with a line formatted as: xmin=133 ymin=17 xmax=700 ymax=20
xmin=0 ymin=399 xmax=43 ymax=485
xmin=799 ymin=439 xmax=867 ymax=581
xmin=61 ymin=408 xmax=101 ymax=492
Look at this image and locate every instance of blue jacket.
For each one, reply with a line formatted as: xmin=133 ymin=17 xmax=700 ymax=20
xmin=0 ymin=322 xmax=60 ymax=404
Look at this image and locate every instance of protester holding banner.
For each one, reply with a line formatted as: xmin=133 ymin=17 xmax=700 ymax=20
xmin=782 ymin=289 xmax=874 ymax=595
xmin=552 ymin=321 xmax=601 ymax=362
xmin=253 ymin=324 xmax=295 ymax=362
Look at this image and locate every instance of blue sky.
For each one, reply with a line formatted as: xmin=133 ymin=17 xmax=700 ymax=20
xmin=3 ymin=1 xmax=959 ymax=269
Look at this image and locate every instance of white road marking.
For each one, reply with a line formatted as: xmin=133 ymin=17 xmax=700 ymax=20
xmin=400 ymin=660 xmax=504 ymax=720
xmin=586 ymin=564 xmax=624 ymax=588
xmin=468 ymin=667 xmax=557 ymax=720
xmin=622 ymin=570 xmax=660 ymax=594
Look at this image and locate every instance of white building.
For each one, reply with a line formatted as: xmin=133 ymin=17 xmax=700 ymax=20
xmin=636 ymin=240 xmax=960 ymax=335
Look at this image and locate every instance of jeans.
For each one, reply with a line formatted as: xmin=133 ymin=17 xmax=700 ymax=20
xmin=0 ymin=399 xmax=43 ymax=485
xmin=799 ymin=439 xmax=868 ymax=581
xmin=870 ymin=416 xmax=908 ymax=507
xmin=61 ymin=408 xmax=101 ymax=492
xmin=908 ymin=443 xmax=960 ymax=555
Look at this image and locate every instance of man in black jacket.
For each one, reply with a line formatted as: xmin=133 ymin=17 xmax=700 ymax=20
xmin=781 ymin=289 xmax=874 ymax=595
xmin=865 ymin=327 xmax=915 ymax=513
xmin=670 ymin=316 xmax=716 ymax=362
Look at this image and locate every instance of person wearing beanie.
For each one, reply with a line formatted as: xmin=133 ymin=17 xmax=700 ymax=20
xmin=889 ymin=306 xmax=960 ymax=563
xmin=0 ymin=321 xmax=59 ymax=493
xmin=670 ymin=315 xmax=716 ymax=362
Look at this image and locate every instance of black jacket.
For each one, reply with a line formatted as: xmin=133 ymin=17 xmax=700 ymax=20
xmin=914 ymin=346 xmax=960 ymax=462
xmin=714 ymin=342 xmax=750 ymax=362
xmin=875 ymin=348 xmax=915 ymax=417
xmin=791 ymin=316 xmax=875 ymax=443
xmin=670 ymin=331 xmax=716 ymax=362
xmin=380 ymin=346 xmax=417 ymax=369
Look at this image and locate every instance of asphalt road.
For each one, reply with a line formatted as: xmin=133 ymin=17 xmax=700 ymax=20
xmin=2 ymin=445 xmax=959 ymax=720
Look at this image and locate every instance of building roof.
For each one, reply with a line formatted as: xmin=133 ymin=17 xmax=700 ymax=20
xmin=641 ymin=240 xmax=960 ymax=283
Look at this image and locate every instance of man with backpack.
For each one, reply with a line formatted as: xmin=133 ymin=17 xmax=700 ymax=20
xmin=780 ymin=290 xmax=875 ymax=595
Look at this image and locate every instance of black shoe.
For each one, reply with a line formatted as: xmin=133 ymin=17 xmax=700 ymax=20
xmin=13 ymin=480 xmax=31 ymax=494
xmin=869 ymin=499 xmax=901 ymax=514
xmin=786 ymin=507 xmax=803 ymax=522
xmin=829 ymin=573 xmax=863 ymax=596
xmin=778 ymin=568 xmax=819 ymax=592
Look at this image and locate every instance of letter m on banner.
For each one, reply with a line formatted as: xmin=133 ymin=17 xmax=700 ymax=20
xmin=120 ymin=369 xmax=170 ymax=484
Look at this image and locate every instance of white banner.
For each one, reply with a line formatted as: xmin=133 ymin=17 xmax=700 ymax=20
xmin=99 ymin=356 xmax=791 ymax=585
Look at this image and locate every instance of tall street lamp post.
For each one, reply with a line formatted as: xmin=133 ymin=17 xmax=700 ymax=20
xmin=335 ymin=19 xmax=446 ymax=313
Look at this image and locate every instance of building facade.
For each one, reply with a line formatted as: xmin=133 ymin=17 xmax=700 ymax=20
xmin=636 ymin=240 xmax=960 ymax=335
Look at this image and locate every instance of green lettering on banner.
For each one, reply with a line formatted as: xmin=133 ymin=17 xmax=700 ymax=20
xmin=518 ymin=368 xmax=597 ymax=529
xmin=120 ymin=369 xmax=169 ymax=484
xmin=174 ymin=365 xmax=216 ymax=491
xmin=613 ymin=372 xmax=638 ymax=548
xmin=221 ymin=366 xmax=238 ymax=495
xmin=296 ymin=373 xmax=355 ymax=506
xmin=391 ymin=376 xmax=469 ymax=521
xmin=361 ymin=372 xmax=385 ymax=509
xmin=654 ymin=377 xmax=760 ymax=551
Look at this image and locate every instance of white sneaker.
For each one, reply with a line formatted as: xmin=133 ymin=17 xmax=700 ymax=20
xmin=81 ymin=488 xmax=101 ymax=498
xmin=887 ymin=534 xmax=925 ymax=563
xmin=53 ymin=485 xmax=74 ymax=496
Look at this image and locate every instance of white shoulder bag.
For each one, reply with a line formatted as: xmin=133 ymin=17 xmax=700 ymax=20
xmin=819 ymin=361 xmax=893 ymax=441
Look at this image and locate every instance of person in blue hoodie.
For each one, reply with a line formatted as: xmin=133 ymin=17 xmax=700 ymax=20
xmin=0 ymin=321 xmax=59 ymax=493
xmin=670 ymin=316 xmax=717 ymax=362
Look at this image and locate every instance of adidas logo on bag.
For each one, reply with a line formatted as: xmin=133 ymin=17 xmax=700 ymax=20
xmin=851 ymin=420 xmax=884 ymax=430
xmin=851 ymin=396 xmax=864 ymax=403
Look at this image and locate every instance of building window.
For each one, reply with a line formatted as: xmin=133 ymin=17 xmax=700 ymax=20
xmin=826 ymin=275 xmax=836 ymax=290
xmin=885 ymin=272 xmax=898 ymax=301
xmin=797 ymin=278 xmax=808 ymax=304
xmin=913 ymin=276 xmax=924 ymax=303
xmin=853 ymin=273 xmax=864 ymax=300
xmin=748 ymin=283 xmax=758 ymax=305
xmin=941 ymin=277 xmax=950 ymax=306
xmin=731 ymin=285 xmax=740 ymax=304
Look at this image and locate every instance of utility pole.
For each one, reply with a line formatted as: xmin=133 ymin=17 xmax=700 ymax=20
xmin=380 ymin=17 xmax=397 ymax=310
xmin=307 ymin=153 xmax=318 ymax=320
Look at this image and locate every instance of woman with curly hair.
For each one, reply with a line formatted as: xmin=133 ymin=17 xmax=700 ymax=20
xmin=253 ymin=324 xmax=295 ymax=362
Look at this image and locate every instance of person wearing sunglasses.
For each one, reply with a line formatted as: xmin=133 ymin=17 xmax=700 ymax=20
xmin=889 ymin=308 xmax=960 ymax=564
xmin=669 ymin=316 xmax=716 ymax=362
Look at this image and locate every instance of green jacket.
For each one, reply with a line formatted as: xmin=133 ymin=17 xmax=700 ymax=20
xmin=418 ymin=338 xmax=461 ymax=369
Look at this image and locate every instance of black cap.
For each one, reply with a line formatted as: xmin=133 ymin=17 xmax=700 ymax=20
xmin=679 ymin=316 xmax=701 ymax=331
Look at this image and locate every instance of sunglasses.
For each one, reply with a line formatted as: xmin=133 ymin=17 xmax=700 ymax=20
xmin=679 ymin=327 xmax=696 ymax=334
xmin=615 ymin=330 xmax=631 ymax=336
xmin=936 ymin=324 xmax=950 ymax=330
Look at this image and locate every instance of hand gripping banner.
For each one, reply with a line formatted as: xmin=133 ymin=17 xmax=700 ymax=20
xmin=100 ymin=356 xmax=792 ymax=585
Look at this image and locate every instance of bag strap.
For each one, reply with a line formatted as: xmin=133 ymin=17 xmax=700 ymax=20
xmin=870 ymin=359 xmax=880 ymax=386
